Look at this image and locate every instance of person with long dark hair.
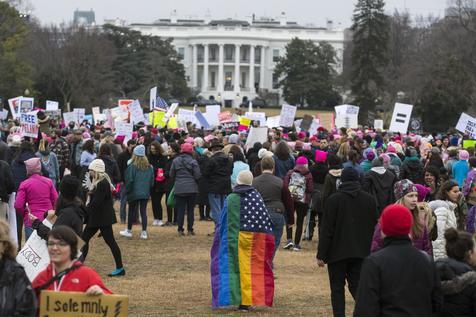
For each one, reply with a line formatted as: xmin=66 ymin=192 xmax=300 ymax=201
xmin=273 ymin=141 xmax=295 ymax=179
xmin=147 ymin=141 xmax=168 ymax=226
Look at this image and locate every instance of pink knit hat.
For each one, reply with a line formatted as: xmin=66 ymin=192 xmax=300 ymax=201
xmin=25 ymin=158 xmax=41 ymax=176
xmin=315 ymin=150 xmax=328 ymax=163
xmin=296 ymin=156 xmax=308 ymax=165
xmin=181 ymin=143 xmax=193 ymax=154
xmin=387 ymin=144 xmax=396 ymax=153
xmin=459 ymin=150 xmax=470 ymax=160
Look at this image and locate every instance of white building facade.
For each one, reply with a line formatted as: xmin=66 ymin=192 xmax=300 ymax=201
xmin=129 ymin=14 xmax=345 ymax=107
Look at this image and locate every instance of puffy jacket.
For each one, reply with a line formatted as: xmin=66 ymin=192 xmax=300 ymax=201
xmin=453 ymin=160 xmax=469 ymax=188
xmin=435 ymin=258 xmax=476 ymax=317
xmin=203 ymin=151 xmax=233 ymax=194
xmin=283 ymin=165 xmax=314 ymax=205
xmin=273 ymin=154 xmax=295 ymax=179
xmin=125 ymin=164 xmax=154 ymax=202
xmin=170 ymin=153 xmax=201 ymax=195
xmin=11 ymin=151 xmax=48 ymax=191
xmin=0 ymin=160 xmax=14 ymax=202
xmin=0 ymin=258 xmax=36 ymax=317
xmin=14 ymin=174 xmax=58 ymax=228
xmin=429 ymin=200 xmax=457 ymax=260
xmin=85 ymin=178 xmax=116 ymax=228
xmin=362 ymin=167 xmax=396 ymax=214
xmin=99 ymin=155 xmax=121 ymax=184
xmin=401 ymin=158 xmax=425 ymax=184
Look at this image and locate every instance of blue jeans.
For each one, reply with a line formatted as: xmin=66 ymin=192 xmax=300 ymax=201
xmin=120 ymin=183 xmax=127 ymax=222
xmin=208 ymin=193 xmax=226 ymax=226
xmin=268 ymin=210 xmax=285 ymax=260
xmin=25 ymin=226 xmax=33 ymax=241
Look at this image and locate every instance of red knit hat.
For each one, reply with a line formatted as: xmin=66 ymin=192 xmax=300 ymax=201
xmin=380 ymin=204 xmax=413 ymax=237
xmin=181 ymin=143 xmax=193 ymax=154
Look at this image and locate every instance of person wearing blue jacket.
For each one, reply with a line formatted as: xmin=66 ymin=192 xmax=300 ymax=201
xmin=120 ymin=145 xmax=154 ymax=240
xmin=453 ymin=150 xmax=469 ymax=188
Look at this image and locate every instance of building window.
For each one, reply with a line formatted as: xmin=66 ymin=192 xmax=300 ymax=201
xmin=225 ymin=71 xmax=232 ymax=90
xmin=225 ymin=46 xmax=233 ymax=62
xmin=272 ymin=49 xmax=280 ymax=62
xmin=255 ymin=48 xmax=261 ymax=63
xmin=177 ymin=47 xmax=185 ymax=60
xmin=210 ymin=71 xmax=216 ymax=88
xmin=272 ymin=73 xmax=279 ymax=89
xmin=242 ymin=72 xmax=246 ymax=88
xmin=210 ymin=47 xmax=217 ymax=62
xmin=197 ymin=46 xmax=204 ymax=62
xmin=241 ymin=47 xmax=248 ymax=62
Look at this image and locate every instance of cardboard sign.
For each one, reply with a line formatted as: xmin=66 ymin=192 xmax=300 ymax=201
xmin=456 ymin=113 xmax=476 ymax=138
xmin=16 ymin=219 xmax=52 ymax=281
xmin=8 ymin=96 xmax=22 ymax=118
xmin=317 ymin=112 xmax=334 ymax=131
xmin=73 ymin=108 xmax=85 ymax=124
xmin=20 ymin=111 xmax=39 ymax=138
xmin=389 ymin=103 xmax=413 ymax=134
xmin=266 ymin=115 xmax=281 ymax=128
xmin=279 ymin=104 xmax=297 ymax=127
xmin=46 ymin=100 xmax=59 ymax=111
xmin=245 ymin=112 xmax=266 ymax=127
xmin=374 ymin=119 xmax=384 ymax=130
xmin=63 ymin=112 xmax=77 ymax=126
xmin=150 ymin=86 xmax=157 ymax=110
xmin=129 ymin=100 xmax=144 ymax=124
xmin=19 ymin=97 xmax=34 ymax=115
xmin=39 ymin=291 xmax=129 ymax=317
xmin=245 ymin=127 xmax=269 ymax=148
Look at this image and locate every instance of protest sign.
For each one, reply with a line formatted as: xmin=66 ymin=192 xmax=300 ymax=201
xmin=317 ymin=112 xmax=334 ymax=131
xmin=84 ymin=115 xmax=93 ymax=124
xmin=19 ymin=97 xmax=34 ymax=115
xmin=39 ymin=291 xmax=129 ymax=317
xmin=63 ymin=112 xmax=77 ymax=126
xmin=218 ymin=111 xmax=232 ymax=124
xmin=16 ymin=219 xmax=53 ymax=281
xmin=279 ymin=104 xmax=297 ymax=127
xmin=150 ymin=86 xmax=157 ymax=110
xmin=115 ymin=121 xmax=133 ymax=141
xmin=129 ymin=100 xmax=144 ymax=124
xmin=8 ymin=96 xmax=22 ymax=118
xmin=73 ymin=108 xmax=85 ymax=124
xmin=456 ymin=113 xmax=476 ymax=138
xmin=149 ymin=111 xmax=166 ymax=128
xmin=46 ymin=100 xmax=59 ymax=111
xmin=374 ymin=119 xmax=384 ymax=130
xmin=168 ymin=116 xmax=178 ymax=129
xmin=389 ymin=103 xmax=413 ymax=134
xmin=0 ymin=109 xmax=8 ymax=120
xmin=239 ymin=117 xmax=251 ymax=127
xmin=335 ymin=105 xmax=359 ymax=115
xmin=294 ymin=119 xmax=302 ymax=132
xmin=300 ymin=114 xmax=314 ymax=131
xmin=118 ymin=99 xmax=133 ymax=109
xmin=245 ymin=112 xmax=266 ymax=127
xmin=45 ymin=110 xmax=62 ymax=121
xmin=205 ymin=105 xmax=221 ymax=127
xmin=143 ymin=113 xmax=150 ymax=125
xmin=335 ymin=114 xmax=358 ymax=129
xmin=103 ymin=109 xmax=114 ymax=129
xmin=177 ymin=109 xmax=196 ymax=128
xmin=20 ymin=111 xmax=38 ymax=138
xmin=195 ymin=111 xmax=210 ymax=129
xmin=266 ymin=115 xmax=281 ymax=128
xmin=91 ymin=107 xmax=102 ymax=123
xmin=309 ymin=118 xmax=321 ymax=136
xmin=245 ymin=127 xmax=269 ymax=148
xmin=463 ymin=140 xmax=476 ymax=149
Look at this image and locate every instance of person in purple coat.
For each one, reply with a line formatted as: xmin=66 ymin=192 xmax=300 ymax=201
xmin=371 ymin=179 xmax=432 ymax=256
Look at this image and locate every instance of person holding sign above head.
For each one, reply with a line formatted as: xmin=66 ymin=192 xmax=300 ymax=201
xmin=32 ymin=226 xmax=112 ymax=297
xmin=0 ymin=219 xmax=37 ymax=317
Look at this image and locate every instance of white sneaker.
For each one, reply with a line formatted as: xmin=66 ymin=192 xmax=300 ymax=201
xmin=140 ymin=231 xmax=148 ymax=240
xmin=119 ymin=229 xmax=132 ymax=238
xmin=152 ymin=220 xmax=160 ymax=226
xmin=157 ymin=220 xmax=164 ymax=226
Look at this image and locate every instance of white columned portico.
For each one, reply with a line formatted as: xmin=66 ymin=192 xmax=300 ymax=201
xmin=202 ymin=44 xmax=209 ymax=92
xmin=259 ymin=46 xmax=265 ymax=90
xmin=249 ymin=45 xmax=255 ymax=93
xmin=234 ymin=44 xmax=241 ymax=93
xmin=192 ymin=44 xmax=198 ymax=88
xmin=218 ymin=44 xmax=224 ymax=95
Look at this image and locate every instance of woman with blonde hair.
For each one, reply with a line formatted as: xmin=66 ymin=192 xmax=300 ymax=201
xmin=0 ymin=219 xmax=37 ymax=316
xmin=120 ymin=145 xmax=154 ymax=239
xmin=80 ymin=159 xmax=124 ymax=277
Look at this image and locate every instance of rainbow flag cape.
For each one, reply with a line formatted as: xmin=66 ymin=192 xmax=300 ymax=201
xmin=210 ymin=185 xmax=275 ymax=308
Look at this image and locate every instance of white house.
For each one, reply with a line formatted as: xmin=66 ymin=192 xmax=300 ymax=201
xmin=126 ymin=12 xmax=345 ymax=107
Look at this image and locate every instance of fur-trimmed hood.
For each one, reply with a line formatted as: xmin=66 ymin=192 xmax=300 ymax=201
xmin=436 ymin=258 xmax=476 ymax=295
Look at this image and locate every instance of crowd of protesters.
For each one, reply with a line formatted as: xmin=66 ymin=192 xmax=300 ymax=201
xmin=2 ymin=108 xmax=476 ymax=315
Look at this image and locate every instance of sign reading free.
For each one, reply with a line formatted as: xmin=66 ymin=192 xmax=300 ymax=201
xmin=39 ymin=291 xmax=128 ymax=317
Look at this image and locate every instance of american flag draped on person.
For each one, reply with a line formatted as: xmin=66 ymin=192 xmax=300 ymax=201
xmin=210 ymin=170 xmax=275 ymax=308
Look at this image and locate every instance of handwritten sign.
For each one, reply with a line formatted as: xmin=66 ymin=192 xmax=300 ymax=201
xmin=266 ymin=115 xmax=281 ymax=128
xmin=73 ymin=108 xmax=85 ymax=124
xmin=39 ymin=291 xmax=128 ymax=317
xmin=20 ymin=111 xmax=38 ymax=138
xmin=129 ymin=100 xmax=144 ymax=124
xmin=177 ymin=109 xmax=196 ymax=128
xmin=63 ymin=112 xmax=77 ymax=126
xmin=115 ymin=121 xmax=133 ymax=141
xmin=279 ymin=104 xmax=297 ymax=127
xmin=46 ymin=100 xmax=59 ymax=111
xmin=456 ymin=113 xmax=476 ymax=138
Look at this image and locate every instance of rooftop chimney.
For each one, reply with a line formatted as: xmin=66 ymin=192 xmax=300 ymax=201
xmin=171 ymin=9 xmax=177 ymax=24
xmin=280 ymin=11 xmax=286 ymax=26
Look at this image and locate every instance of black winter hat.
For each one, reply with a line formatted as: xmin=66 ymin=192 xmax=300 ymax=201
xmin=59 ymin=175 xmax=80 ymax=200
xmin=341 ymin=167 xmax=360 ymax=183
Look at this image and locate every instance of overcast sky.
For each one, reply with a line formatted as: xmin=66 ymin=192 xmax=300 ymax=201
xmin=27 ymin=0 xmax=449 ymax=27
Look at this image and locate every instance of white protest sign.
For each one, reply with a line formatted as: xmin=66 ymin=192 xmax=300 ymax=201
xmin=245 ymin=112 xmax=266 ymax=127
xmin=63 ymin=112 xmax=77 ymax=126
xmin=73 ymin=108 xmax=85 ymax=124
xmin=335 ymin=104 xmax=359 ymax=115
xmin=19 ymin=97 xmax=34 ymax=115
xmin=335 ymin=114 xmax=358 ymax=129
xmin=46 ymin=100 xmax=59 ymax=111
xmin=266 ymin=115 xmax=281 ymax=128
xmin=195 ymin=111 xmax=210 ymax=129
xmin=115 ymin=121 xmax=133 ymax=141
xmin=143 ymin=113 xmax=150 ymax=125
xmin=91 ymin=107 xmax=103 ymax=123
xmin=129 ymin=100 xmax=144 ymax=124
xmin=150 ymin=86 xmax=157 ymax=110
xmin=206 ymin=105 xmax=221 ymax=127
xmin=16 ymin=219 xmax=53 ymax=281
xmin=374 ymin=119 xmax=384 ymax=130
xmin=163 ymin=102 xmax=178 ymax=123
xmin=309 ymin=119 xmax=321 ymax=136
xmin=245 ymin=127 xmax=269 ymax=148
xmin=8 ymin=96 xmax=22 ymax=119
xmin=0 ymin=109 xmax=8 ymax=120
xmin=177 ymin=109 xmax=196 ymax=128
xmin=389 ymin=103 xmax=413 ymax=134
xmin=279 ymin=104 xmax=297 ymax=127
xmin=20 ymin=111 xmax=38 ymax=138
xmin=456 ymin=113 xmax=476 ymax=138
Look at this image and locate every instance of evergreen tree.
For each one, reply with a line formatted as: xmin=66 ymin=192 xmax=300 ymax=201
xmin=351 ymin=0 xmax=389 ymax=122
xmin=274 ymin=38 xmax=340 ymax=107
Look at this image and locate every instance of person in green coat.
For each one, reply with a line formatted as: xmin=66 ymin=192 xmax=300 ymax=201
xmin=120 ymin=145 xmax=154 ymax=240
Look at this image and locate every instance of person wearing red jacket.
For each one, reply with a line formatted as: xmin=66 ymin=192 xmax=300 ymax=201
xmin=283 ymin=156 xmax=314 ymax=251
xmin=32 ymin=226 xmax=111 ymax=297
